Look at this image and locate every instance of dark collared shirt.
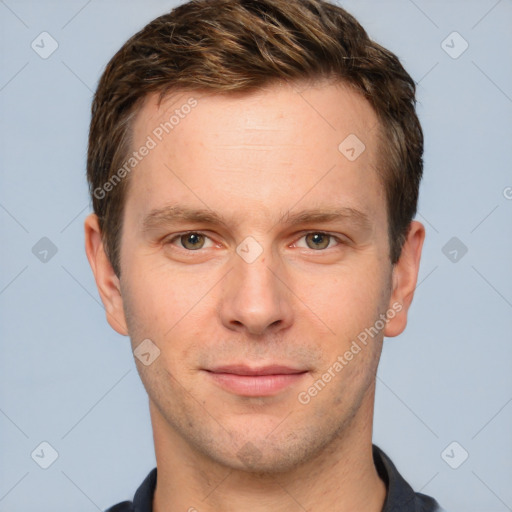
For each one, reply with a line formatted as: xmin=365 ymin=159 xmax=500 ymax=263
xmin=105 ymin=444 xmax=443 ymax=511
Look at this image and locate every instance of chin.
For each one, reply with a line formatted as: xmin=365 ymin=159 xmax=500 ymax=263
xmin=199 ymin=428 xmax=326 ymax=475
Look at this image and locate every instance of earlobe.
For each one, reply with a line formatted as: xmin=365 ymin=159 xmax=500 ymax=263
xmin=384 ymin=221 xmax=425 ymax=338
xmin=84 ymin=213 xmax=129 ymax=336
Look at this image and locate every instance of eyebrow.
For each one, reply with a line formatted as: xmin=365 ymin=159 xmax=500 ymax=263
xmin=141 ymin=204 xmax=372 ymax=233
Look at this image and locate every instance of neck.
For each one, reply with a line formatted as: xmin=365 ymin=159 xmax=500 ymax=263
xmin=151 ymin=388 xmax=386 ymax=512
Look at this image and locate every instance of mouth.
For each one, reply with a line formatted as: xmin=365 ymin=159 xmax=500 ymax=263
xmin=204 ymin=364 xmax=309 ymax=397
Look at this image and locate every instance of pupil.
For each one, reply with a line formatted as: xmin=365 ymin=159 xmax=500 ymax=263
xmin=309 ymin=233 xmax=328 ymax=250
xmin=183 ymin=233 xmax=203 ymax=249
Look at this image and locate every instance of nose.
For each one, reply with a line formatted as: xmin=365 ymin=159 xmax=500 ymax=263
xmin=219 ymin=247 xmax=294 ymax=337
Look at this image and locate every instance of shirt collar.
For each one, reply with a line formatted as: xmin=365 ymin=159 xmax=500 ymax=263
xmin=131 ymin=444 xmax=438 ymax=511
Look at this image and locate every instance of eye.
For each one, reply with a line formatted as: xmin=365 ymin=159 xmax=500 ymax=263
xmin=165 ymin=231 xmax=344 ymax=252
xmin=294 ymin=232 xmax=342 ymax=250
xmin=166 ymin=232 xmax=215 ymax=250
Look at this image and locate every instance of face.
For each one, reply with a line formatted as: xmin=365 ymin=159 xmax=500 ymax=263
xmin=86 ymin=79 xmax=423 ymax=474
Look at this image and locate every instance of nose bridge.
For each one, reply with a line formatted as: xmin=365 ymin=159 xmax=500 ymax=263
xmin=219 ymin=238 xmax=293 ymax=335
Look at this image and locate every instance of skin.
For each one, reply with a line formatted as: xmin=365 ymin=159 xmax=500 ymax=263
xmin=85 ymin=78 xmax=425 ymax=512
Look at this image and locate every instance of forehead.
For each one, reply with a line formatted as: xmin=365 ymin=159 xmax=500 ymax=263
xmin=125 ymin=79 xmax=385 ymax=227
xmin=133 ymin=79 xmax=380 ymax=145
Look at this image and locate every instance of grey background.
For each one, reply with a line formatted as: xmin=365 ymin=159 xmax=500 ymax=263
xmin=1 ymin=0 xmax=511 ymax=510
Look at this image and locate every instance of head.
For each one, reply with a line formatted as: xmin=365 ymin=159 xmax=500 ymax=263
xmin=85 ymin=0 xmax=425 ymax=474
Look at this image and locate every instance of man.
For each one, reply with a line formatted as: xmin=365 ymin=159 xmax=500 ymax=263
xmin=84 ymin=0 xmax=444 ymax=510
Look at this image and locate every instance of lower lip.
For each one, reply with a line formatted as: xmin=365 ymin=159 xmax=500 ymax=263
xmin=205 ymin=371 xmax=307 ymax=396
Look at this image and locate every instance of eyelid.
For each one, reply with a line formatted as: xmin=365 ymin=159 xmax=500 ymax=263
xmin=165 ymin=230 xmax=217 ymax=249
xmin=165 ymin=230 xmax=347 ymax=251
xmin=292 ymin=231 xmax=346 ymax=248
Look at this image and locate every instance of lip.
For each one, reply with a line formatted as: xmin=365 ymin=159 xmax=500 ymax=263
xmin=208 ymin=364 xmax=306 ymax=376
xmin=204 ymin=364 xmax=308 ymax=397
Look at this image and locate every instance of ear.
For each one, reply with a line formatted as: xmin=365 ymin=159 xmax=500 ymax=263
xmin=84 ymin=213 xmax=129 ymax=336
xmin=384 ymin=220 xmax=425 ymax=338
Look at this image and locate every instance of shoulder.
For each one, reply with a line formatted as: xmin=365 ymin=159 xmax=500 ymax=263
xmin=414 ymin=491 xmax=444 ymax=511
xmin=373 ymin=444 xmax=444 ymax=512
xmin=104 ymin=501 xmax=133 ymax=512
xmin=104 ymin=467 xmax=157 ymax=512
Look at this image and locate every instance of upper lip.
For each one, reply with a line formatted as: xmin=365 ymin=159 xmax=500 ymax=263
xmin=206 ymin=364 xmax=307 ymax=376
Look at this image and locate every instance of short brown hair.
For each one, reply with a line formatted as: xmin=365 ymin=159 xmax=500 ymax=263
xmin=87 ymin=0 xmax=423 ymax=277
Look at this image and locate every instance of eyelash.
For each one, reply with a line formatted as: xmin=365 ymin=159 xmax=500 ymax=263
xmin=164 ymin=231 xmax=346 ymax=251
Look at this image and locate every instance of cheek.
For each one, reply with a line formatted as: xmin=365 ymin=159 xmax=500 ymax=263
xmin=125 ymin=261 xmax=192 ymax=323
xmin=122 ymin=262 xmax=212 ymax=369
xmin=297 ymin=262 xmax=387 ymax=338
